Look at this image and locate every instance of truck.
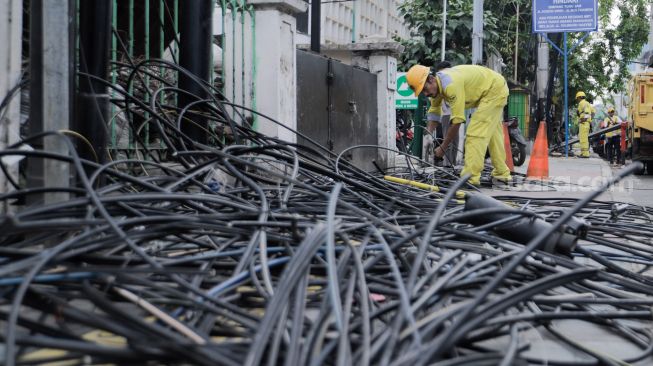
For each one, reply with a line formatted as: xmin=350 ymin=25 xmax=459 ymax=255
xmin=627 ymin=72 xmax=653 ymax=174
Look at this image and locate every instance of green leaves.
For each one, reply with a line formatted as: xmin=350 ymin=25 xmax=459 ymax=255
xmin=398 ymin=0 xmax=481 ymax=67
xmin=567 ymin=0 xmax=648 ymax=100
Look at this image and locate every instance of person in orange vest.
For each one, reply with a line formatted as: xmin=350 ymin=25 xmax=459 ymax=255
xmin=406 ymin=64 xmax=511 ymax=186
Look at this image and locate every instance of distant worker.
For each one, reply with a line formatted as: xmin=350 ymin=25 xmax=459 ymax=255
xmin=575 ymin=91 xmax=592 ymax=158
xmin=603 ymin=107 xmax=621 ymax=165
xmin=406 ymin=64 xmax=511 ymax=186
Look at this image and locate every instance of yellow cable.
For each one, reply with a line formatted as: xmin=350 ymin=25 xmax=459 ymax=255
xmin=58 ymin=129 xmax=100 ymax=163
xmin=384 ymin=176 xmax=468 ymax=201
xmin=384 ymin=175 xmax=439 ymax=192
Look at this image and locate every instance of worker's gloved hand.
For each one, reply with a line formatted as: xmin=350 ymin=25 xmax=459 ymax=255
xmin=434 ymin=146 xmax=445 ymax=158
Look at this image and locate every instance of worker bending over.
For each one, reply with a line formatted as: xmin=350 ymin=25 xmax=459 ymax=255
xmin=425 ymin=61 xmax=454 ymax=136
xmin=575 ymin=91 xmax=592 ymax=158
xmin=406 ymin=64 xmax=511 ymax=186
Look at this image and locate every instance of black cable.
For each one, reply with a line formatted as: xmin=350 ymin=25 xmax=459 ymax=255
xmin=4 ymin=50 xmax=653 ymax=366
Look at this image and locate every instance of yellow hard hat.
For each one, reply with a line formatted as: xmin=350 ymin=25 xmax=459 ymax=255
xmin=575 ymin=91 xmax=586 ymax=99
xmin=406 ymin=65 xmax=430 ymax=96
xmin=608 ymin=107 xmax=615 ymax=113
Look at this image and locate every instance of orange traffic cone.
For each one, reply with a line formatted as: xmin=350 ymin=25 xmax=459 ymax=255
xmin=526 ymin=121 xmax=549 ymax=179
xmin=503 ymin=123 xmax=514 ymax=172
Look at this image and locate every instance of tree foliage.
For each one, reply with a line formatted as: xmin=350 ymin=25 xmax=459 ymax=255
xmin=397 ymin=0 xmax=650 ymax=101
xmin=569 ymin=0 xmax=649 ymax=102
xmin=397 ymin=0 xmax=500 ymax=68
xmin=397 ymin=0 xmax=532 ymax=82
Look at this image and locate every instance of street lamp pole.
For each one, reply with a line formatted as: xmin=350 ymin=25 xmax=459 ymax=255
xmin=472 ymin=0 xmax=483 ymax=64
xmin=441 ymin=0 xmax=447 ymax=62
xmin=514 ymin=2 xmax=519 ymax=82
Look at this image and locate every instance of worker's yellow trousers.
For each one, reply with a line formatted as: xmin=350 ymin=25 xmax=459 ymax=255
xmin=579 ymin=122 xmax=590 ymax=157
xmin=460 ymin=82 xmax=512 ymax=186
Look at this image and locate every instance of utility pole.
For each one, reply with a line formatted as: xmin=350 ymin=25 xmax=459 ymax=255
xmin=514 ymin=2 xmax=519 ymax=82
xmin=77 ymin=0 xmax=111 ymax=168
xmin=179 ymin=0 xmax=213 ymax=144
xmin=537 ymin=34 xmax=549 ymax=122
xmin=311 ymin=0 xmax=321 ymax=53
xmin=441 ymin=0 xmax=447 ymax=62
xmin=472 ymin=0 xmax=483 ymax=64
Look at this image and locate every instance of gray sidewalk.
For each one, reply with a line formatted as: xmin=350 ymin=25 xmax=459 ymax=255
xmin=483 ymin=155 xmax=615 ymax=200
xmin=393 ymin=149 xmax=653 ymax=207
xmin=484 ymin=154 xmax=653 ymax=207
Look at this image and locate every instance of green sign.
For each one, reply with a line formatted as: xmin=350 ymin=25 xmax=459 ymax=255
xmin=395 ymin=73 xmax=418 ymax=109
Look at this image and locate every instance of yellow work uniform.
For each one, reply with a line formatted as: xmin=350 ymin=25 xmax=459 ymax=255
xmin=427 ymin=98 xmax=451 ymax=132
xmin=603 ymin=115 xmax=618 ymax=138
xmin=577 ymin=99 xmax=592 ymax=157
xmin=428 ymin=65 xmax=511 ymax=186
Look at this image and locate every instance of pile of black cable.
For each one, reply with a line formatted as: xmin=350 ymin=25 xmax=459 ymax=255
xmin=0 ymin=60 xmax=652 ymax=365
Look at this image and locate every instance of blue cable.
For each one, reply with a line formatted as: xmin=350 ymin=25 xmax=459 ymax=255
xmin=0 ymin=272 xmax=96 ymax=287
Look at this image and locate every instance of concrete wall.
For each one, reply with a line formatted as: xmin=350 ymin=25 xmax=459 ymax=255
xmin=223 ymin=0 xmax=306 ymax=143
xmin=26 ymin=0 xmax=73 ymax=205
xmin=0 ymin=0 xmax=23 ymax=212
xmin=351 ymin=43 xmax=403 ymax=167
xmin=223 ymin=9 xmax=255 ymax=126
xmin=254 ymin=9 xmax=299 ymax=142
xmin=320 ymin=0 xmax=409 ymax=44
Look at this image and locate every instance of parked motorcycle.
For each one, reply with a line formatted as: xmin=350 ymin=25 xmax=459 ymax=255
xmin=505 ymin=117 xmax=527 ymax=166
xmin=396 ymin=113 xmax=414 ymax=153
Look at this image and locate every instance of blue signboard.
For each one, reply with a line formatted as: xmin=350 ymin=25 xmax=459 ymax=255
xmin=533 ymin=0 xmax=598 ymax=33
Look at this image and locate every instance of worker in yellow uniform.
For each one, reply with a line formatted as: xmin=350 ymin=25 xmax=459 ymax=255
xmin=425 ymin=61 xmax=454 ymax=137
xmin=424 ymin=61 xmax=458 ymax=166
xmin=603 ymin=107 xmax=620 ymax=165
xmin=406 ymin=64 xmax=511 ymax=186
xmin=575 ymin=91 xmax=592 ymax=158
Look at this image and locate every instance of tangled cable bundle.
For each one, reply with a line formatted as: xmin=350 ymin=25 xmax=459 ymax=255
xmin=1 ymin=61 xmax=653 ymax=365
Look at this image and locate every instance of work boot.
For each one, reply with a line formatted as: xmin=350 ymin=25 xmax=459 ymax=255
xmin=491 ymin=177 xmax=514 ymax=188
xmin=478 ymin=176 xmax=493 ymax=187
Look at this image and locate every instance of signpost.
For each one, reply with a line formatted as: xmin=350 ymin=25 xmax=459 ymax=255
xmin=533 ymin=0 xmax=598 ymax=33
xmin=533 ymin=0 xmax=597 ymax=157
xmin=396 ymin=72 xmax=418 ymax=109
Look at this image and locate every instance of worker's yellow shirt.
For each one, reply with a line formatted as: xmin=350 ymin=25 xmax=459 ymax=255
xmin=604 ymin=115 xmax=619 ymax=138
xmin=427 ymin=65 xmax=506 ymax=125
xmin=577 ymin=100 xmax=592 ymax=123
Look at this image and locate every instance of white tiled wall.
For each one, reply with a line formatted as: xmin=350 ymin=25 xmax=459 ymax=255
xmin=321 ymin=0 xmax=409 ymax=44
